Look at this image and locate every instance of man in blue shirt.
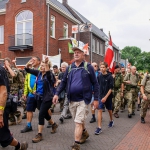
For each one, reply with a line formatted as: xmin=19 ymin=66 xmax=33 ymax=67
xmin=53 ymin=47 xmax=99 ymax=150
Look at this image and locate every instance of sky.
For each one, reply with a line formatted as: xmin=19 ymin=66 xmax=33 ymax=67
xmin=58 ymin=0 xmax=150 ymax=52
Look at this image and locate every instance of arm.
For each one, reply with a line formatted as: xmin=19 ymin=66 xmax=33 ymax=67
xmin=25 ymin=68 xmax=39 ymax=77
xmin=23 ymin=74 xmax=29 ymax=98
xmin=140 ymin=75 xmax=147 ymax=100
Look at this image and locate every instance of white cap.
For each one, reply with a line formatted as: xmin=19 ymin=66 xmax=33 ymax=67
xmin=72 ymin=47 xmax=84 ymax=53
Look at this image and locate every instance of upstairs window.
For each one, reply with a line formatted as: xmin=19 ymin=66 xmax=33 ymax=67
xmin=63 ymin=22 xmax=68 ymax=38
xmin=50 ymin=15 xmax=55 ymax=38
xmin=21 ymin=0 xmax=26 ymax=3
xmin=0 ymin=26 xmax=4 ymax=44
xmin=97 ymin=41 xmax=100 ymax=54
xmin=92 ymin=39 xmax=95 ymax=52
xmin=16 ymin=10 xmax=33 ymax=45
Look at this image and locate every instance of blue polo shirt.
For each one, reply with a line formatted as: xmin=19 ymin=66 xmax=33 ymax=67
xmin=69 ymin=67 xmax=84 ymax=101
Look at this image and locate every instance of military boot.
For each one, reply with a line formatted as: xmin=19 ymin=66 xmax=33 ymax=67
xmin=51 ymin=123 xmax=58 ymax=134
xmin=71 ymin=143 xmax=80 ymax=150
xmin=20 ymin=141 xmax=28 ymax=150
xmin=80 ymin=130 xmax=89 ymax=144
xmin=141 ymin=117 xmax=145 ymax=124
xmin=9 ymin=115 xmax=16 ymax=126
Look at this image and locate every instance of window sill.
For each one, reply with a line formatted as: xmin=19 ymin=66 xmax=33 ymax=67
xmin=0 ymin=43 xmax=4 ymax=45
xmin=50 ymin=36 xmax=56 ymax=40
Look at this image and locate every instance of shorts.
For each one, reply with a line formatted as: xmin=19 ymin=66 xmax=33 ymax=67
xmin=69 ymin=100 xmax=89 ymax=124
xmin=26 ymin=96 xmax=37 ymax=112
xmin=98 ymin=97 xmax=112 ymax=110
xmin=0 ymin=108 xmax=13 ymax=147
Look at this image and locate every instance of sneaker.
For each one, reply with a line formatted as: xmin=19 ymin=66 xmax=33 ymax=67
xmin=141 ymin=117 xmax=145 ymax=124
xmin=59 ymin=117 xmax=64 ymax=123
xmin=22 ymin=114 xmax=27 ymax=119
xmin=80 ymin=130 xmax=89 ymax=144
xmin=71 ymin=143 xmax=80 ymax=150
xmin=95 ymin=127 xmax=102 ymax=135
xmin=47 ymin=122 xmax=52 ymax=128
xmin=90 ymin=117 xmax=96 ymax=123
xmin=114 ymin=113 xmax=119 ymax=118
xmin=21 ymin=126 xmax=33 ymax=133
xmin=128 ymin=114 xmax=132 ymax=118
xmin=20 ymin=141 xmax=28 ymax=150
xmin=17 ymin=115 xmax=22 ymax=124
xmin=9 ymin=121 xmax=16 ymax=126
xmin=51 ymin=123 xmax=58 ymax=134
xmin=32 ymin=133 xmax=43 ymax=143
xmin=108 ymin=120 xmax=114 ymax=128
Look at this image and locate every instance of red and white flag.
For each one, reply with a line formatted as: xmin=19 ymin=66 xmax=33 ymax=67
xmin=104 ymin=35 xmax=114 ymax=73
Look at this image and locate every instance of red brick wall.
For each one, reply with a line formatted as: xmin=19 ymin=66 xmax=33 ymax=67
xmin=0 ymin=14 xmax=5 ymax=58
xmin=4 ymin=0 xmax=47 ymax=60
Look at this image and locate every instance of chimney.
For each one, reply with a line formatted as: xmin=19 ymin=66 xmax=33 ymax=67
xmin=62 ymin=0 xmax=68 ymax=5
xmin=100 ymin=28 xmax=103 ymax=32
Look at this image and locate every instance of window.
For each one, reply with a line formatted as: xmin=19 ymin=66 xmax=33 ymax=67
xmin=100 ymin=42 xmax=103 ymax=55
xmin=92 ymin=39 xmax=95 ymax=52
xmin=97 ymin=41 xmax=99 ymax=54
xmin=63 ymin=22 xmax=68 ymax=38
xmin=21 ymin=0 xmax=26 ymax=3
xmin=0 ymin=26 xmax=4 ymax=44
xmin=16 ymin=10 xmax=33 ymax=46
xmin=50 ymin=15 xmax=55 ymax=38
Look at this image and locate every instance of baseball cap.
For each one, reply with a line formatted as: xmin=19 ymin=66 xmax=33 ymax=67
xmin=72 ymin=47 xmax=84 ymax=53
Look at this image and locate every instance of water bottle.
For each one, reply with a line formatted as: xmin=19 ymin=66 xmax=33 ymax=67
xmin=13 ymin=95 xmax=18 ymax=103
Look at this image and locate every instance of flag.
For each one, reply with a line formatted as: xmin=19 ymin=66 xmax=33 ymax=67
xmin=83 ymin=43 xmax=89 ymax=55
xmin=104 ymin=34 xmax=114 ymax=73
xmin=68 ymin=43 xmax=74 ymax=53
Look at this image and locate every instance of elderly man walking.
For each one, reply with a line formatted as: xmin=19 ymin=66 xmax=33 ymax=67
xmin=53 ymin=47 xmax=99 ymax=150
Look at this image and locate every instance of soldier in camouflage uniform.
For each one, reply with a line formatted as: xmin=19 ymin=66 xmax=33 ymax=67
xmin=3 ymin=58 xmax=22 ymax=125
xmin=140 ymin=73 xmax=150 ymax=123
xmin=120 ymin=66 xmax=126 ymax=112
xmin=112 ymin=65 xmax=124 ymax=118
xmin=123 ymin=66 xmax=139 ymax=118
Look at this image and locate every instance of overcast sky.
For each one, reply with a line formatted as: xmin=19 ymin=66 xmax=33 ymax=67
xmin=58 ymin=0 xmax=150 ymax=52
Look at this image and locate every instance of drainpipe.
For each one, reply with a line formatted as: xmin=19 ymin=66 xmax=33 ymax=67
xmin=46 ymin=2 xmax=50 ymax=56
xmin=90 ymin=32 xmax=93 ymax=63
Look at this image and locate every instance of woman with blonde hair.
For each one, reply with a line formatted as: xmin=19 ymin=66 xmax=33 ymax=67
xmin=25 ymin=57 xmax=58 ymax=143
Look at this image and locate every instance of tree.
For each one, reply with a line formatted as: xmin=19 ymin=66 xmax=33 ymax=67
xmin=121 ymin=46 xmax=141 ymax=66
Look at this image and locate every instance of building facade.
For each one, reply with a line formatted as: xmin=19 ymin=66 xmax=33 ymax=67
xmin=0 ymin=0 xmax=120 ymax=67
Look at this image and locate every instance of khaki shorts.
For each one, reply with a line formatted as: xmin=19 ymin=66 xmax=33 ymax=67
xmin=69 ymin=100 xmax=89 ymax=124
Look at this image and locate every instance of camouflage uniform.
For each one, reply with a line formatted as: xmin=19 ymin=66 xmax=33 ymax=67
xmin=112 ymin=73 xmax=123 ymax=115
xmin=120 ymin=73 xmax=126 ymax=111
xmin=140 ymin=74 xmax=150 ymax=119
xmin=7 ymin=67 xmax=22 ymax=124
xmin=124 ymin=73 xmax=139 ymax=116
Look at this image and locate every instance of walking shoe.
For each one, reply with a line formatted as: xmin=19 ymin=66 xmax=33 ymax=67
xmin=20 ymin=141 xmax=28 ymax=150
xmin=59 ymin=117 xmax=64 ymax=123
xmin=114 ymin=113 xmax=119 ymax=118
xmin=80 ymin=130 xmax=89 ymax=144
xmin=32 ymin=133 xmax=43 ymax=143
xmin=128 ymin=114 xmax=132 ymax=118
xmin=64 ymin=115 xmax=72 ymax=119
xmin=95 ymin=127 xmax=102 ymax=135
xmin=108 ymin=120 xmax=114 ymax=128
xmin=47 ymin=122 xmax=52 ymax=128
xmin=71 ymin=143 xmax=80 ymax=150
xmin=9 ymin=121 xmax=16 ymax=126
xmin=17 ymin=115 xmax=22 ymax=124
xmin=132 ymin=111 xmax=135 ymax=115
xmin=90 ymin=117 xmax=96 ymax=123
xmin=21 ymin=126 xmax=33 ymax=133
xmin=51 ymin=123 xmax=58 ymax=134
xmin=141 ymin=117 xmax=145 ymax=124
xmin=22 ymin=114 xmax=27 ymax=119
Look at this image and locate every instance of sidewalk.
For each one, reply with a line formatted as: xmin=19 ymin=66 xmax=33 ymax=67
xmin=4 ymin=105 xmax=149 ymax=150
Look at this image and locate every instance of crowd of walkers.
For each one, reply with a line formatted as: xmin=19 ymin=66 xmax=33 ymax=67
xmin=0 ymin=46 xmax=150 ymax=150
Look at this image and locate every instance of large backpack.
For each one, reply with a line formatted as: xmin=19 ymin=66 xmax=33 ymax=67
xmin=114 ymin=73 xmax=122 ymax=88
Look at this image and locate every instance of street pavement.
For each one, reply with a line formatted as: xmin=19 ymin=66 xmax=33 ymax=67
xmin=1 ymin=104 xmax=149 ymax=150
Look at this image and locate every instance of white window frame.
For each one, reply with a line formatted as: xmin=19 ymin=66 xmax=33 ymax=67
xmin=100 ymin=42 xmax=103 ymax=56
xmin=63 ymin=22 xmax=68 ymax=38
xmin=92 ymin=39 xmax=95 ymax=52
xmin=97 ymin=41 xmax=99 ymax=54
xmin=0 ymin=25 xmax=4 ymax=44
xmin=15 ymin=10 xmax=33 ymax=46
xmin=50 ymin=15 xmax=55 ymax=38
xmin=21 ymin=0 xmax=26 ymax=3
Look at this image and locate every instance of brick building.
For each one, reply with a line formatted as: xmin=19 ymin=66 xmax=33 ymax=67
xmin=0 ymin=0 xmax=120 ymax=67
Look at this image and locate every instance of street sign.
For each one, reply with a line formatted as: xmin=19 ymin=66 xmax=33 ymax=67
xmin=72 ymin=23 xmax=92 ymax=33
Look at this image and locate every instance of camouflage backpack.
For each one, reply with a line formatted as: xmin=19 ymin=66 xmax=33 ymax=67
xmin=114 ymin=73 xmax=122 ymax=88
